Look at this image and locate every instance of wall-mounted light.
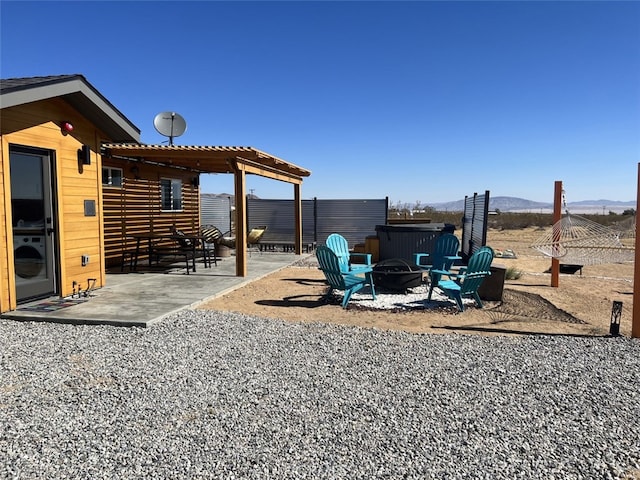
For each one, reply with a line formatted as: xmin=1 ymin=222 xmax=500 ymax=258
xmin=77 ymin=145 xmax=91 ymax=165
xmin=61 ymin=121 xmax=74 ymax=135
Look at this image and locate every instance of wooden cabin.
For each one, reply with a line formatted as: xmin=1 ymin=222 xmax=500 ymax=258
xmin=1 ymin=75 xmax=311 ymax=314
xmin=1 ymin=75 xmax=140 ymax=312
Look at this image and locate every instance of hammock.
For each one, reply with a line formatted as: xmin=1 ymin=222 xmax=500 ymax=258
xmin=531 ymin=213 xmax=635 ymax=265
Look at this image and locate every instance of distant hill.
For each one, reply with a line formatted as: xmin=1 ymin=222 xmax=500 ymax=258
xmin=202 ymin=192 xmax=634 ymax=214
xmin=566 ymin=199 xmax=635 ymax=206
xmin=427 ymin=197 xmax=635 ymax=213
xmin=428 ymin=196 xmax=550 ymax=212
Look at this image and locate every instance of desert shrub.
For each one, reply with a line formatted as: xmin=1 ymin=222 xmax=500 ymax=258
xmin=504 ymin=267 xmax=523 ymax=280
xmin=393 ymin=210 xmax=464 ymax=228
xmin=494 ymin=213 xmax=552 ymax=229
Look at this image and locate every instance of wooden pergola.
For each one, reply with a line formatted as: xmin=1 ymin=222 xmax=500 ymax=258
xmin=102 ymin=144 xmax=311 ymax=277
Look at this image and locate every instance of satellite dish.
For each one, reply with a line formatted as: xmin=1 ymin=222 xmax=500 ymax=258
xmin=153 ymin=112 xmax=187 ymax=145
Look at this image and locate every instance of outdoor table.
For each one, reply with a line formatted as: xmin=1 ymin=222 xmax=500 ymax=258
xmin=129 ymin=233 xmax=207 ymax=273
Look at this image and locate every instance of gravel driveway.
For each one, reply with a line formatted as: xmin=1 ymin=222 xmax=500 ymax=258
xmin=1 ymin=312 xmax=639 ymax=479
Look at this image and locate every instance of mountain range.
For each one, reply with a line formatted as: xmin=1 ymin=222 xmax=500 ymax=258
xmin=428 ymin=196 xmax=636 ymax=214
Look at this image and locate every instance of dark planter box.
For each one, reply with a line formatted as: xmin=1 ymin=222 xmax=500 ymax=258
xmin=478 ymin=263 xmax=507 ymax=301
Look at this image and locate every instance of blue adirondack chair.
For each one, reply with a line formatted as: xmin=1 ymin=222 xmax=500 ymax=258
xmin=325 ymin=233 xmax=372 ymax=274
xmin=316 ymin=245 xmax=376 ymax=308
xmin=413 ymin=233 xmax=461 ymax=288
xmin=413 ymin=233 xmax=461 ymax=272
xmin=428 ymin=246 xmax=494 ymax=311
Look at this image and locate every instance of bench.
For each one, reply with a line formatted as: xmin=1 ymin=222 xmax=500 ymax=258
xmin=150 ymin=245 xmax=196 ymax=273
xmin=544 ymin=264 xmax=583 ymax=275
xmin=259 ymin=240 xmax=316 ymax=253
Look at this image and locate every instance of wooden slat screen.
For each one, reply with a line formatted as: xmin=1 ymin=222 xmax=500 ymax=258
xmin=102 ymin=159 xmax=200 ymax=267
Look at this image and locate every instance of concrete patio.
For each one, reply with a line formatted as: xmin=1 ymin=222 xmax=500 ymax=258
xmin=2 ymin=252 xmax=307 ymax=327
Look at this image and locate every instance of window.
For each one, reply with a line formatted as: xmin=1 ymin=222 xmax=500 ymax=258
xmin=161 ymin=178 xmax=183 ymax=211
xmin=102 ymin=167 xmax=122 ymax=187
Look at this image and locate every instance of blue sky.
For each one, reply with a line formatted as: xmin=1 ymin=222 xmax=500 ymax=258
xmin=2 ymin=1 xmax=639 ymax=205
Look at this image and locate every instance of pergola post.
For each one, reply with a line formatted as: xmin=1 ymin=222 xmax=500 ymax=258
xmin=233 ymin=166 xmax=247 ymax=277
xmin=294 ymin=183 xmax=302 ymax=254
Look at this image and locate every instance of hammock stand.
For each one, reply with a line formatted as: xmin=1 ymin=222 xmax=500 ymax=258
xmin=531 ymin=213 xmax=635 ymax=266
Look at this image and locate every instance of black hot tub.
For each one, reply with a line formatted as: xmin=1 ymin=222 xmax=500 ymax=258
xmin=375 ymin=223 xmax=455 ymax=263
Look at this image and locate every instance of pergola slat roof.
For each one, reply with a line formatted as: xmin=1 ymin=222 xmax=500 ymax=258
xmin=102 ymin=144 xmax=311 ymax=183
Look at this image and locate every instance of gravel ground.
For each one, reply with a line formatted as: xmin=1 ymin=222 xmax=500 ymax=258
xmin=1 ymin=312 xmax=639 ymax=480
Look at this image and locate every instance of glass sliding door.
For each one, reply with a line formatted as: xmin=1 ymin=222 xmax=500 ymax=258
xmin=10 ymin=146 xmax=57 ymax=301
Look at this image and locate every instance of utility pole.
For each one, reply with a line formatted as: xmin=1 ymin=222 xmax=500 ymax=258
xmin=632 ymin=164 xmax=640 ymax=338
xmin=551 ymin=181 xmax=562 ymax=288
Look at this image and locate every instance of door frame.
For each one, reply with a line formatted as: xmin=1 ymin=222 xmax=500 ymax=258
xmin=9 ymin=144 xmax=60 ymax=302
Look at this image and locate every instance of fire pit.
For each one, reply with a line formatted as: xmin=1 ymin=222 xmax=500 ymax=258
xmin=372 ymin=258 xmax=424 ymax=292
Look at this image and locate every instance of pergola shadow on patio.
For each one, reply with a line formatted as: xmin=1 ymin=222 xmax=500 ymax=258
xmin=2 ymin=253 xmax=307 ymax=327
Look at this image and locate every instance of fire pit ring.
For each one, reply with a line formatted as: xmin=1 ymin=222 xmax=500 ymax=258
xmin=372 ymin=258 xmax=424 ymax=292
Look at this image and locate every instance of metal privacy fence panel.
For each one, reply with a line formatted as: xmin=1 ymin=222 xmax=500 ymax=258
xmin=247 ymin=199 xmax=316 ymax=245
xmin=200 ymin=194 xmax=232 ymax=232
xmin=316 ymin=199 xmax=388 ymax=248
xmin=243 ymin=198 xmax=387 ymax=249
xmin=461 ymin=191 xmax=490 ymax=261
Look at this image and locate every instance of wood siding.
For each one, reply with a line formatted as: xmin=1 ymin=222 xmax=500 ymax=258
xmin=0 ymin=98 xmax=107 ymax=311
xmin=102 ymin=159 xmax=200 ymax=267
